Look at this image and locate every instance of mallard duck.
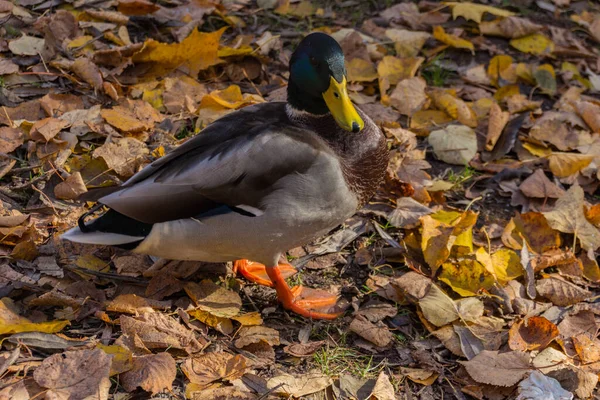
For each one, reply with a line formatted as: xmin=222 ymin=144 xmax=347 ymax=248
xmin=63 ymin=32 xmax=388 ymax=319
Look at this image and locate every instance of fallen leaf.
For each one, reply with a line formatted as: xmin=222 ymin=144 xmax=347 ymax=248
xmin=513 ymin=212 xmax=561 ymax=254
xmin=388 ymin=197 xmax=433 ymax=228
xmin=234 ymin=325 xmax=280 ymax=348
xmin=572 ymin=334 xmax=600 ymax=364
xmin=543 ymin=185 xmax=600 ymax=251
xmin=33 ymin=349 xmax=111 ymax=400
xmin=0 ymin=127 xmax=24 ymax=153
xmin=459 ymin=350 xmax=531 ymax=386
xmin=97 ymin=344 xmax=133 ymax=376
xmin=93 ymin=137 xmax=149 ymax=177
xmin=429 ymin=89 xmax=478 ymax=127
xmin=100 ymin=99 xmax=163 ymax=134
xmin=389 ymin=77 xmax=427 ymax=116
xmin=71 ymin=58 xmax=103 ymax=91
xmin=121 ymin=353 xmax=176 ymax=394
xmin=346 ymin=58 xmax=377 ymax=82
xmin=480 ymin=17 xmax=543 ymax=39
xmin=0 ymin=298 xmax=69 ymax=335
xmin=106 ymin=294 xmax=171 ymax=314
xmin=419 ymin=284 xmax=483 ymax=327
xmin=54 ymin=172 xmax=87 ymax=200
xmin=508 ymin=316 xmax=559 ymax=351
xmin=267 ymin=371 xmax=333 ymax=397
xmin=349 ymin=315 xmax=393 ymax=347
xmin=432 ymin=26 xmax=474 ymax=53
xmin=534 ymin=64 xmax=557 ymax=95
xmin=438 ymin=258 xmax=495 ymax=297
xmin=446 ymin=2 xmax=515 ymax=23
xmin=385 ymin=29 xmax=430 ymax=57
xmin=576 ymin=101 xmax=600 ymax=133
xmin=368 ymin=371 xmax=396 ymax=400
xmin=486 ymin=102 xmax=510 ymax=151
xmin=517 ymin=370 xmax=573 ymax=400
xmin=476 ymin=247 xmax=523 ymax=284
xmin=536 ymin=277 xmax=591 ymax=306
xmin=120 ymin=312 xmax=204 ymax=353
xmin=182 ymin=352 xmax=247 ymax=388
xmin=377 ymin=56 xmax=424 ymax=96
xmin=185 ymin=280 xmax=242 ymax=318
xmin=132 ymin=27 xmax=226 ymax=77
xmin=519 ymin=170 xmax=564 ymax=199
xmin=30 ymin=118 xmax=69 ymax=142
xmin=429 ymin=125 xmax=478 ymax=165
xmin=510 ymin=33 xmax=555 ymax=56
xmin=8 ymin=34 xmax=44 ymax=56
xmin=398 ymin=367 xmax=439 ymax=385
xmin=0 ymin=58 xmax=19 ymax=75
xmin=488 ymin=55 xmax=515 ymax=87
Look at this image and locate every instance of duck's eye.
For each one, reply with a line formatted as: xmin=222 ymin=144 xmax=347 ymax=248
xmin=309 ymin=56 xmax=319 ymax=67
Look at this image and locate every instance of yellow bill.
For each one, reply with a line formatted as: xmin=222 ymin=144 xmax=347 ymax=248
xmin=322 ymin=76 xmax=364 ymax=133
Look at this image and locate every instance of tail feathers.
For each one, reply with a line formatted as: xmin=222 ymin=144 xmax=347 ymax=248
xmin=62 ymin=226 xmax=146 ymax=246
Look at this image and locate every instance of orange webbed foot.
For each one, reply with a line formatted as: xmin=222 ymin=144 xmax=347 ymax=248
xmin=233 ymin=259 xmax=297 ymax=287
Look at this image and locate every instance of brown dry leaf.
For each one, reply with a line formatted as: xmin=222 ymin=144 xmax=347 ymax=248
xmin=234 ymin=325 xmax=280 ymax=348
xmin=0 ymin=127 xmax=24 ymax=153
xmin=419 ymin=284 xmax=483 ymax=327
xmin=410 ymin=110 xmax=453 ymax=134
xmin=368 ymin=371 xmax=396 ymax=400
xmin=429 ymin=89 xmax=478 ymax=128
xmin=0 ymin=298 xmax=69 ymax=335
xmin=33 ymin=348 xmax=111 ymax=400
xmin=8 ymin=34 xmax=44 ymax=56
xmin=30 ymin=118 xmax=69 ymax=142
xmin=432 ymin=26 xmax=474 ymax=53
xmin=54 ymin=172 xmax=87 ymax=200
xmin=438 ymin=259 xmax=495 ymax=297
xmin=71 ymin=58 xmax=103 ymax=91
xmin=428 ymin=125 xmax=478 ymax=165
xmin=93 ymin=137 xmax=149 ymax=177
xmin=480 ymin=16 xmax=542 ymax=39
xmin=536 ymin=277 xmax=591 ymax=306
xmin=573 ymin=334 xmax=600 ymax=364
xmin=508 ymin=316 xmax=559 ymax=351
xmin=267 ymin=371 xmax=333 ymax=398
xmin=385 ymin=29 xmax=430 ymax=57
xmin=513 ymin=212 xmax=561 ymax=254
xmin=349 ymin=315 xmax=393 ymax=347
xmin=398 ymin=367 xmax=439 ymax=386
xmin=120 ymin=312 xmax=203 ymax=353
xmin=132 ymin=27 xmax=226 ymax=77
xmin=185 ymin=280 xmax=242 ymax=318
xmin=106 ymin=294 xmax=171 ymax=314
xmin=284 ymin=341 xmax=325 ymax=357
xmin=118 ymin=0 xmax=160 ymax=15
xmin=182 ymin=352 xmax=247 ymax=388
xmin=121 ymin=353 xmax=176 ymax=394
xmin=389 ymin=77 xmax=427 ymax=116
xmin=543 ymin=185 xmax=600 ymax=251
xmin=519 ymin=170 xmax=564 ymax=199
xmin=97 ymin=344 xmax=133 ymax=376
xmin=510 ymin=33 xmax=555 ymax=55
xmin=576 ymin=101 xmax=600 ymax=133
xmin=0 ymin=58 xmax=19 ymax=75
xmin=101 ymin=99 xmax=163 ymax=134
xmin=388 ymin=196 xmax=433 ymax=228
xmin=459 ymin=350 xmax=531 ymax=386
xmin=485 ymin=102 xmax=510 ymax=151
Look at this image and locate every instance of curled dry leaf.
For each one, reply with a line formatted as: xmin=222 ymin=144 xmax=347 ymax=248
xmin=121 ymin=352 xmax=176 ymax=394
xmin=486 ymin=102 xmax=510 ymax=151
xmin=33 ymin=348 xmax=111 ymax=400
xmin=508 ymin=316 xmax=559 ymax=351
xmin=480 ymin=17 xmax=542 ymax=39
xmin=459 ymin=350 xmax=531 ymax=386
xmin=182 ymin=352 xmax=247 ymax=388
xmin=368 ymin=371 xmax=396 ymax=400
xmin=576 ymin=101 xmax=600 ymax=133
xmin=429 ymin=89 xmax=478 ymax=128
xmin=234 ymin=325 xmax=280 ymax=348
xmin=548 ymin=152 xmax=594 ymax=178
xmin=106 ymin=294 xmax=172 ymax=314
xmin=349 ymin=315 xmax=394 ymax=347
xmin=71 ymin=58 xmax=103 ymax=91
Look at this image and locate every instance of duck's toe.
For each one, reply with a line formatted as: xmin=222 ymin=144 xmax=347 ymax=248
xmin=233 ymin=259 xmax=297 ymax=287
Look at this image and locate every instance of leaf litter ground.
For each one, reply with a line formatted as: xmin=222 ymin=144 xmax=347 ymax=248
xmin=2 ymin=0 xmax=600 ymax=399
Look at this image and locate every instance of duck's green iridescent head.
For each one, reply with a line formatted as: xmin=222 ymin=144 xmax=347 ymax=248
xmin=288 ymin=32 xmax=364 ymax=133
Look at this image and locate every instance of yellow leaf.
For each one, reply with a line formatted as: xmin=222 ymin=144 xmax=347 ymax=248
xmin=346 ymin=58 xmax=377 ymax=82
xmin=409 ymin=110 xmax=453 ymax=135
xmin=231 ymin=312 xmax=263 ymax=326
xmin=97 ymin=344 xmax=133 ymax=376
xmin=475 ymin=247 xmax=523 ymax=284
xmin=439 ymin=259 xmax=495 ymax=297
xmin=533 ymin=64 xmax=557 ymax=95
xmin=548 ymin=152 xmax=594 ymax=178
xmin=188 ymin=309 xmax=233 ymax=335
xmin=420 ymin=216 xmax=455 ymax=274
xmin=445 ymin=1 xmax=515 ymax=23
xmin=132 ymin=27 xmax=227 ymax=77
xmin=487 ymin=55 xmax=515 ymax=87
xmin=510 ymin=33 xmax=555 ymax=56
xmin=515 ymin=63 xmax=535 ymax=85
xmin=494 ymin=84 xmax=520 ymax=102
xmin=377 ymin=56 xmax=424 ymax=95
xmin=522 ymin=142 xmax=552 ymax=157
xmin=432 ymin=26 xmax=474 ymax=54
xmin=197 ymin=85 xmax=264 ymax=126
xmin=0 ymin=299 xmax=69 ymax=334
xmin=431 ymin=210 xmax=477 ymax=253
xmin=217 ymin=45 xmax=254 ymax=58
xmin=142 ymin=88 xmax=164 ymax=110
xmin=429 ymin=89 xmax=478 ymax=128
